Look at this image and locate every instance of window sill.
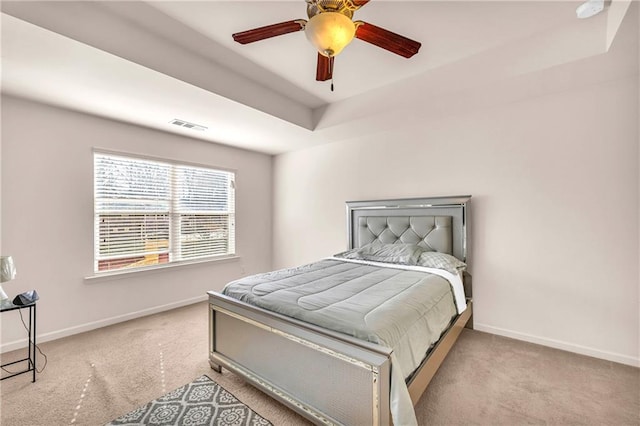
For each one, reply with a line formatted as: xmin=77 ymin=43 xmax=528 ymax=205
xmin=84 ymin=255 xmax=240 ymax=283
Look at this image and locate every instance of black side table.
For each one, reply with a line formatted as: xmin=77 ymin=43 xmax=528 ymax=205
xmin=0 ymin=299 xmax=37 ymax=382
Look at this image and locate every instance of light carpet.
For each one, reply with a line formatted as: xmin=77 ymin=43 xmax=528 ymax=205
xmin=1 ymin=301 xmax=638 ymax=425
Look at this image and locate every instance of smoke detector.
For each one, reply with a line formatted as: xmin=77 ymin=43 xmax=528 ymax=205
xmin=576 ymin=0 xmax=605 ymax=19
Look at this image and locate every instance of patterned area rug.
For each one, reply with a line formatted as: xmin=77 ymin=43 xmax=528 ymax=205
xmin=106 ymin=375 xmax=272 ymax=426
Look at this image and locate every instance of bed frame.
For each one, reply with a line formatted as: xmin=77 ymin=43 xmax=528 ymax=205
xmin=208 ymin=196 xmax=472 ymax=425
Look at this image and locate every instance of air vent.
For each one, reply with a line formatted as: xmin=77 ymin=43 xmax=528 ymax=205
xmin=169 ymin=119 xmax=207 ymax=131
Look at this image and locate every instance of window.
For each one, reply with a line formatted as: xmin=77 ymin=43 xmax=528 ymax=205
xmin=94 ymin=152 xmax=235 ymax=273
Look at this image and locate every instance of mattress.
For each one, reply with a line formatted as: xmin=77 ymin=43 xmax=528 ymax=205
xmin=222 ymin=258 xmax=463 ymax=426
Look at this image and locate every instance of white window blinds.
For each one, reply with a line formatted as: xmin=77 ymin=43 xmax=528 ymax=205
xmin=94 ymin=153 xmax=235 ymax=273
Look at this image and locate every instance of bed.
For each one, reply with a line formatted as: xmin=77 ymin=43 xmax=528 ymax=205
xmin=208 ymin=196 xmax=472 ymax=425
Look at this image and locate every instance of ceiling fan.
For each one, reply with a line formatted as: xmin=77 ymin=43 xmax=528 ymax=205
xmin=232 ymin=0 xmax=421 ymax=87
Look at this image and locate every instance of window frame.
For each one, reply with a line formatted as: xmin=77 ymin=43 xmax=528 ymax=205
xmin=92 ymin=149 xmax=236 ymax=275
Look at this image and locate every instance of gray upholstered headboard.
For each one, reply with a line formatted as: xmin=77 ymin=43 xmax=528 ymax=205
xmin=346 ymin=196 xmax=471 ymax=262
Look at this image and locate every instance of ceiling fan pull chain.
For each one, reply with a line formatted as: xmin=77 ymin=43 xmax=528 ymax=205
xmin=330 ymin=56 xmax=335 ymax=91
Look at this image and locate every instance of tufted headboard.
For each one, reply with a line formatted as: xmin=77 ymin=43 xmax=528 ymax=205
xmin=346 ymin=196 xmax=471 ymax=262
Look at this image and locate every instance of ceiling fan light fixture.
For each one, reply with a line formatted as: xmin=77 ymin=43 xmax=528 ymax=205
xmin=304 ymin=12 xmax=355 ymax=57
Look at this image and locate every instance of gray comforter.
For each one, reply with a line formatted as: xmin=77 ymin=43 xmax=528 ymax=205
xmin=223 ymin=258 xmax=458 ymax=426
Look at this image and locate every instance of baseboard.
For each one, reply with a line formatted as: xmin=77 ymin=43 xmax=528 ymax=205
xmin=474 ymin=322 xmax=639 ymax=367
xmin=0 ymin=295 xmax=208 ymax=354
xmin=4 ymin=302 xmax=637 ymax=367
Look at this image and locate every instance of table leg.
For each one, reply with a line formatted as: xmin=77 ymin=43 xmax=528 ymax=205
xmin=32 ymin=304 xmax=36 ymax=382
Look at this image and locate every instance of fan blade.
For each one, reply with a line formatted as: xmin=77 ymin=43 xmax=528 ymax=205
xmin=233 ymin=20 xmax=306 ymax=44
xmin=351 ymin=0 xmax=371 ymax=6
xmin=354 ymin=22 xmax=421 ymax=58
xmin=316 ymin=53 xmax=334 ymax=81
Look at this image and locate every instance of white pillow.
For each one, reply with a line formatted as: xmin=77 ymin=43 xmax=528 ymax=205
xmin=416 ymin=252 xmax=466 ymax=274
xmin=334 ymin=243 xmax=424 ymax=265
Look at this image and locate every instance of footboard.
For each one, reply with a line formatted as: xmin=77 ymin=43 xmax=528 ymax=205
xmin=208 ymin=291 xmax=392 ymax=426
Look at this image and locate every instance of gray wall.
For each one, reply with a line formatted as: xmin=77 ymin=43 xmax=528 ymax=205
xmin=272 ymin=17 xmax=639 ymax=365
xmin=1 ymin=96 xmax=273 ymax=350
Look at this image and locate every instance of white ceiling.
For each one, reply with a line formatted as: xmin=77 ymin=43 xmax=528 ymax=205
xmin=0 ymin=1 xmax=631 ymax=154
xmin=149 ymin=1 xmax=576 ymax=102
